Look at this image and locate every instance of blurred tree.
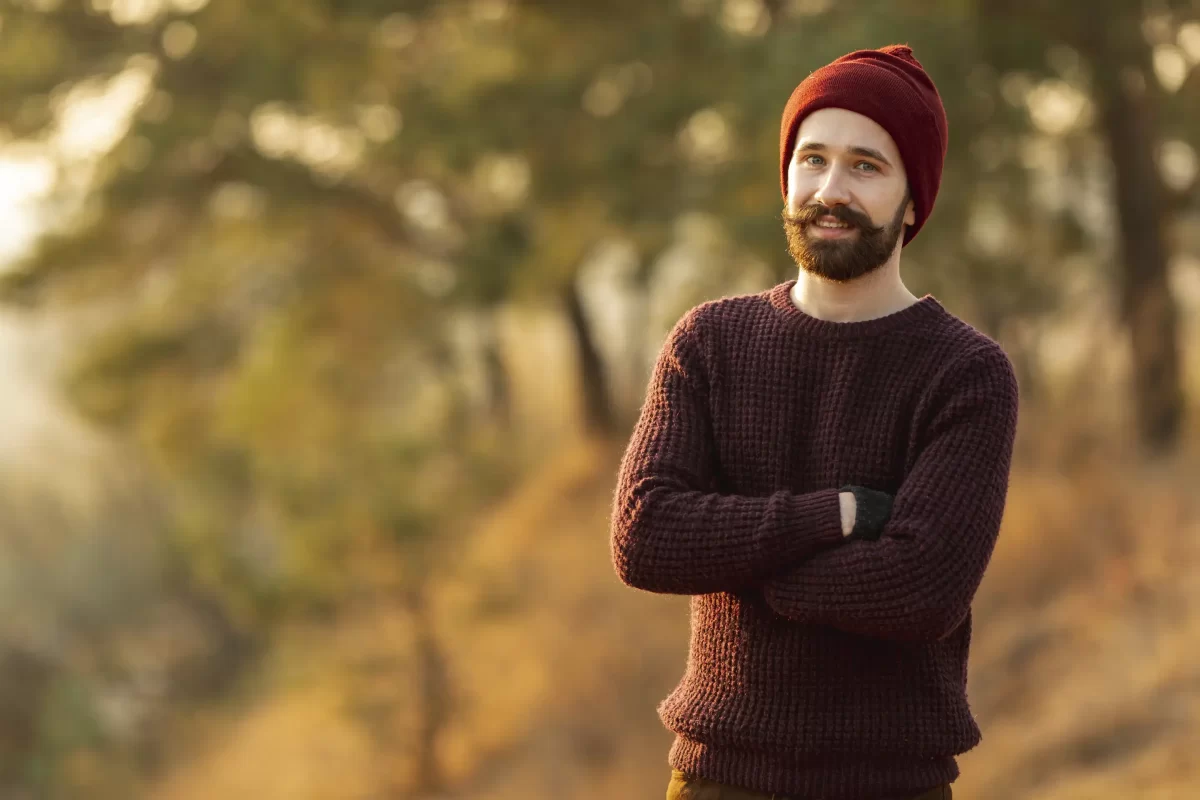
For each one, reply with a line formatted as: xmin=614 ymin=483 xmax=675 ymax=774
xmin=0 ymin=1 xmax=517 ymax=793
xmin=981 ymin=0 xmax=1197 ymax=454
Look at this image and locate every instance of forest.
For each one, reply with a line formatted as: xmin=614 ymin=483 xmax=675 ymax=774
xmin=0 ymin=0 xmax=1198 ymax=797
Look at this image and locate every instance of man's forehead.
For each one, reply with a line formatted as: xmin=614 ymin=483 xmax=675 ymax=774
xmin=793 ymin=108 xmax=901 ymax=161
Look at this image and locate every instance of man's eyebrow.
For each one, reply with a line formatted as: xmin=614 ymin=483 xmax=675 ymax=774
xmin=794 ymin=141 xmax=893 ymax=167
xmin=849 ymin=146 xmax=892 ymax=166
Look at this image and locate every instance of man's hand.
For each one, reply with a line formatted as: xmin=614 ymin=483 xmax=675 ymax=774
xmin=838 ymin=491 xmax=857 ymax=537
xmin=839 ymin=485 xmax=894 ymax=541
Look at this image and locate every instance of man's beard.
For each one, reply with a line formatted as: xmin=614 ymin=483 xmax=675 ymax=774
xmin=782 ymin=194 xmax=909 ymax=283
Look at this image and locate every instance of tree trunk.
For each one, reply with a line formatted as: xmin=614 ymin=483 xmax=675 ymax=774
xmin=481 ymin=310 xmax=512 ymax=430
xmin=0 ymin=647 xmax=54 ymax=789
xmin=562 ymin=278 xmax=615 ymax=437
xmin=405 ymin=586 xmax=449 ymax=795
xmin=1091 ymin=61 xmax=1184 ymax=455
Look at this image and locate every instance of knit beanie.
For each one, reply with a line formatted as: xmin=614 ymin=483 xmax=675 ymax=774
xmin=779 ymin=45 xmax=948 ymax=245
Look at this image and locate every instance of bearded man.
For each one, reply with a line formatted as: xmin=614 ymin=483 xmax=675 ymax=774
xmin=610 ymin=45 xmax=1020 ymax=800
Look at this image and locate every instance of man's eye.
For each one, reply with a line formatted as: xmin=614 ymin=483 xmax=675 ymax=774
xmin=857 ymin=162 xmax=878 ymax=172
xmin=804 ymin=155 xmax=824 ymax=166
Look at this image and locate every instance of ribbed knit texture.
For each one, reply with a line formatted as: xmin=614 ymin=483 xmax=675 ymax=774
xmin=610 ymin=279 xmax=1019 ymax=800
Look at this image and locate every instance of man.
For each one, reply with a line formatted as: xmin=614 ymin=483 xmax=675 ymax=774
xmin=610 ymin=45 xmax=1019 ymax=800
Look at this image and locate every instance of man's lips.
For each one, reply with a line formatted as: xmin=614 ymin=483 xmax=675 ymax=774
xmin=808 ymin=215 xmax=857 ymax=237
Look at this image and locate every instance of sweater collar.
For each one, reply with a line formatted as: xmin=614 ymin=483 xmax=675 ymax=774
xmin=767 ymin=279 xmax=944 ymax=339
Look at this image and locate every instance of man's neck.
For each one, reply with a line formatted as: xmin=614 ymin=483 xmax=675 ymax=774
xmin=790 ymin=262 xmax=919 ymax=323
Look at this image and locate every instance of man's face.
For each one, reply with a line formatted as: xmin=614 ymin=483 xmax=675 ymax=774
xmin=782 ymin=108 xmax=915 ymax=282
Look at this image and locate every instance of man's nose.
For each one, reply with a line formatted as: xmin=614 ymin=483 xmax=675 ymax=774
xmin=812 ymin=169 xmax=851 ymax=208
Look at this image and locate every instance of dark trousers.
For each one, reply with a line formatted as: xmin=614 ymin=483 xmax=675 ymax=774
xmin=666 ymin=769 xmax=953 ymax=800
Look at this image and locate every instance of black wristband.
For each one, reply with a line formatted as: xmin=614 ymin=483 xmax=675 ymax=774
xmin=841 ymin=485 xmax=894 ymax=541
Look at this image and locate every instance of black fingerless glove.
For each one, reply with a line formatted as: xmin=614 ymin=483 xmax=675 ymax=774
xmin=841 ymin=485 xmax=894 ymax=541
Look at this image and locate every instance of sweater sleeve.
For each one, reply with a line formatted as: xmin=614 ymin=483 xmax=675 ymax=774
xmin=760 ymin=345 xmax=1020 ymax=641
xmin=610 ymin=309 xmax=844 ymax=596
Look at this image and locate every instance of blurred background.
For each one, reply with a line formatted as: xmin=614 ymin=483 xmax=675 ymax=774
xmin=0 ymin=0 xmax=1198 ymax=798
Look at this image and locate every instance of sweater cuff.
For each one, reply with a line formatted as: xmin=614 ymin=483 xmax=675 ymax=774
xmin=765 ymin=488 xmax=845 ymax=565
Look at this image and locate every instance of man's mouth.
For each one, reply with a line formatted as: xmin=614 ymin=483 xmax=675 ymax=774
xmin=812 ymin=216 xmax=852 ymax=230
xmin=807 ymin=215 xmax=857 ymax=238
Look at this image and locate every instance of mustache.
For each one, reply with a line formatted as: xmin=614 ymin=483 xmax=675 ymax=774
xmin=784 ymin=204 xmax=882 ymax=234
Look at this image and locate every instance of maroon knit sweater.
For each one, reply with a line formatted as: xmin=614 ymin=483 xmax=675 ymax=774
xmin=610 ymin=279 xmax=1019 ymax=799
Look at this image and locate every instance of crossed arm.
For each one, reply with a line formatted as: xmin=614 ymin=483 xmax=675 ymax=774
xmin=609 ymin=318 xmax=1019 ymax=642
xmin=609 ymin=313 xmax=847 ymax=595
xmin=759 ymin=348 xmax=1020 ymax=641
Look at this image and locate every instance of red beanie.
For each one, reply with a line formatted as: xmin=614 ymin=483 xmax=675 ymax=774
xmin=779 ymin=45 xmax=948 ymax=245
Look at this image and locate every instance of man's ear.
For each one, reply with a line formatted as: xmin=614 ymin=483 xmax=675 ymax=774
xmin=904 ymin=196 xmax=916 ymax=227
